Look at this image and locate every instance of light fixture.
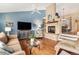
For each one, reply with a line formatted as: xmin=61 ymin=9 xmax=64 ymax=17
xmin=62 ymin=8 xmax=65 ymax=19
xmin=61 ymin=8 xmax=68 ymax=21
xmin=31 ymin=4 xmax=41 ymax=14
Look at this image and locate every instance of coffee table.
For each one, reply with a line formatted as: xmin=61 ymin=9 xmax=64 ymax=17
xmin=19 ymin=39 xmax=30 ymax=55
xmin=19 ymin=38 xmax=41 ymax=55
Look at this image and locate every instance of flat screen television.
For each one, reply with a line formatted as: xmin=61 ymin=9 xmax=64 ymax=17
xmin=18 ymin=22 xmax=31 ymax=30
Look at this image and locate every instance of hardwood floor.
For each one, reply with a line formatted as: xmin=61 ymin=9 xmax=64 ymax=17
xmin=19 ymin=38 xmax=57 ymax=55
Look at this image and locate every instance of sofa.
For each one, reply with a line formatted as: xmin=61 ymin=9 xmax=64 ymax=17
xmin=55 ymin=34 xmax=79 ymax=54
xmin=0 ymin=32 xmax=25 ymax=55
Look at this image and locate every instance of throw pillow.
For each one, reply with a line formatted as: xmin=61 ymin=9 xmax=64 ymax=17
xmin=0 ymin=48 xmax=11 ymax=55
xmin=0 ymin=32 xmax=8 ymax=44
xmin=0 ymin=41 xmax=14 ymax=53
xmin=8 ymin=35 xmax=17 ymax=39
xmin=2 ymin=45 xmax=14 ymax=53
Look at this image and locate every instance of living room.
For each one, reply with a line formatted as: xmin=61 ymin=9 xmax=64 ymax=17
xmin=0 ymin=3 xmax=79 ymax=55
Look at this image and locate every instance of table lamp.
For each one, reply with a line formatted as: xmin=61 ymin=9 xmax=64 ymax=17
xmin=5 ymin=27 xmax=11 ymax=36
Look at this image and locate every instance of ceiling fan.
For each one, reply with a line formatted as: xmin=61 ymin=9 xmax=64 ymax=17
xmin=31 ymin=4 xmax=41 ymax=15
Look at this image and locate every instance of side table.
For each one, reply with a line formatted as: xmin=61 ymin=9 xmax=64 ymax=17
xmin=19 ymin=39 xmax=30 ymax=55
xmin=19 ymin=38 xmax=41 ymax=55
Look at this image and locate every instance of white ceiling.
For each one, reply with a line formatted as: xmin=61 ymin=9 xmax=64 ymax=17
xmin=0 ymin=3 xmax=79 ymax=16
xmin=0 ymin=3 xmax=50 ymax=12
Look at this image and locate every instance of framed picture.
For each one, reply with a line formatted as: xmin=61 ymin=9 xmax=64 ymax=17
xmin=62 ymin=18 xmax=72 ymax=33
xmin=5 ymin=22 xmax=13 ymax=27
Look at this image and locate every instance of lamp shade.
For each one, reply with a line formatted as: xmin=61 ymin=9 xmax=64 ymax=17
xmin=5 ymin=27 xmax=11 ymax=32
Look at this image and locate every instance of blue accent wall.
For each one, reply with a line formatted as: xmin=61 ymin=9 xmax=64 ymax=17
xmin=0 ymin=14 xmax=5 ymax=32
xmin=0 ymin=10 xmax=45 ymax=34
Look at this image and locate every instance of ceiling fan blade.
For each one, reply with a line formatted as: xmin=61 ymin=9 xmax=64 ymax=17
xmin=36 ymin=10 xmax=41 ymax=14
xmin=31 ymin=3 xmax=41 ymax=15
xmin=31 ymin=11 xmax=35 ymax=14
xmin=31 ymin=9 xmax=41 ymax=15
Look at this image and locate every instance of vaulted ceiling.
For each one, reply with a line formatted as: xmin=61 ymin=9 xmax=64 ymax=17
xmin=56 ymin=3 xmax=79 ymax=16
xmin=0 ymin=3 xmax=79 ymax=16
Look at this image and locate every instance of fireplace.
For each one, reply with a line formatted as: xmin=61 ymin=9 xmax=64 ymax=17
xmin=48 ymin=26 xmax=55 ymax=33
xmin=46 ymin=21 xmax=61 ymax=34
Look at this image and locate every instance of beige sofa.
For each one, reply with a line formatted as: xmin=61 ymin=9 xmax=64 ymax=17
xmin=0 ymin=32 xmax=25 ymax=55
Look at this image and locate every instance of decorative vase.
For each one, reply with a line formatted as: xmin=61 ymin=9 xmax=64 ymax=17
xmin=30 ymin=38 xmax=34 ymax=46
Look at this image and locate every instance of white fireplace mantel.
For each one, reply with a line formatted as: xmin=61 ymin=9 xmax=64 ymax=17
xmin=46 ymin=21 xmax=61 ymax=34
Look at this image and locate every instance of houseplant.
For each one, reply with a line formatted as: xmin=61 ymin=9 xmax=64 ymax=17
xmin=28 ymin=33 xmax=35 ymax=46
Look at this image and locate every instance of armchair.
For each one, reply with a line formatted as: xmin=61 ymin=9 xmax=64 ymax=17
xmin=55 ymin=34 xmax=79 ymax=55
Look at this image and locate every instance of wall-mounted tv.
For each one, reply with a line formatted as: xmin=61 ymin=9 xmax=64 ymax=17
xmin=18 ymin=22 xmax=31 ymax=30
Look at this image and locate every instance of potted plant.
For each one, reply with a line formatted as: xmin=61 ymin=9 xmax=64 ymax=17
xmin=28 ymin=33 xmax=35 ymax=46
